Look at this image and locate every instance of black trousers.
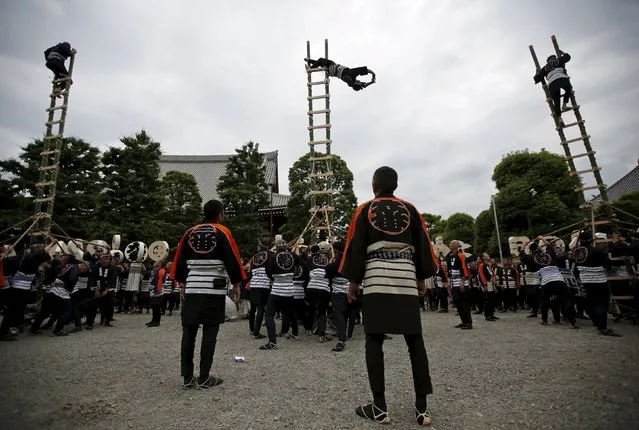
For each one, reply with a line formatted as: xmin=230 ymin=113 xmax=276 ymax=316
xmin=151 ymin=302 xmax=162 ymax=324
xmin=173 ymin=292 xmax=181 ymax=309
xmin=527 ymin=285 xmax=540 ymax=314
xmin=306 ymin=289 xmax=330 ymax=336
xmin=46 ymin=60 xmax=69 ymax=89
xmin=137 ymin=291 xmax=150 ymax=311
xmin=427 ymin=290 xmax=438 ymax=310
xmin=437 ymin=287 xmax=448 ymax=310
xmin=583 ymin=283 xmax=609 ymax=330
xmin=483 ymin=291 xmax=496 ymax=318
xmin=366 ymin=333 xmax=433 ymax=406
xmin=548 ymin=77 xmax=572 ymax=116
xmin=31 ymin=293 xmax=68 ymax=334
xmin=0 ymin=288 xmax=30 ymax=338
xmin=504 ymin=289 xmax=518 ymax=311
xmin=332 ymin=293 xmax=349 ymax=342
xmin=161 ymin=294 xmax=176 ymax=313
xmin=100 ymin=292 xmax=114 ymax=323
xmin=181 ymin=323 xmax=220 ymax=379
xmin=70 ymin=290 xmax=86 ymax=327
xmin=281 ymin=298 xmax=305 ymax=337
xmin=122 ymin=291 xmax=134 ymax=312
xmin=85 ymin=291 xmax=99 ymax=326
xmin=541 ymin=281 xmax=576 ymax=324
xmin=249 ymin=288 xmax=269 ymax=335
xmin=472 ymin=288 xmax=484 ymax=312
xmin=452 ymin=287 xmax=472 ymax=325
xmin=265 ymin=294 xmax=294 ymax=343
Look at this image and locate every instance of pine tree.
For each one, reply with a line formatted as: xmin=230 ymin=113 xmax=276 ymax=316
xmin=217 ymin=141 xmax=269 ymax=257
xmin=96 ymin=130 xmax=165 ymax=244
xmin=280 ymin=152 xmax=357 ymax=243
xmin=161 ymin=170 xmax=203 ymax=247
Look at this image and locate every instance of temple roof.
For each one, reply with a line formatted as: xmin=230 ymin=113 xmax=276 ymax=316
xmin=591 ymin=164 xmax=639 ymax=203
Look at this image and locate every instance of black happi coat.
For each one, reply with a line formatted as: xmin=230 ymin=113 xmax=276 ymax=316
xmin=339 ymin=192 xmax=437 ymax=334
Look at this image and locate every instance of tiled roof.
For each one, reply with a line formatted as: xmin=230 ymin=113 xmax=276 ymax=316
xmin=591 ymin=165 xmax=639 ymax=202
xmin=159 ymin=151 xmax=289 ymax=208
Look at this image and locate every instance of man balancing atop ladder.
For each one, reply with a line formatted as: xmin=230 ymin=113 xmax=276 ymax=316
xmin=305 ymin=57 xmax=376 ymax=91
xmin=44 ymin=41 xmax=77 ymax=98
xmin=533 ymin=50 xmax=572 ymax=125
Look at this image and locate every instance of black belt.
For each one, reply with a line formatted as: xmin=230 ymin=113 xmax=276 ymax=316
xmin=367 ymin=251 xmax=413 ymax=260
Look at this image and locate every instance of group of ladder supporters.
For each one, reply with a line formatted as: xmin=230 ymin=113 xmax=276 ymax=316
xmin=0 ymin=229 xmax=637 ymax=342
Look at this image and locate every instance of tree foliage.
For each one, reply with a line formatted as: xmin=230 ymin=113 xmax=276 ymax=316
xmin=217 ymin=141 xmax=269 ymax=257
xmin=95 ymin=130 xmax=165 ymax=244
xmin=161 ymin=170 xmax=203 ymax=247
xmin=0 ymin=137 xmax=102 ymax=237
xmin=421 ymin=212 xmax=447 ymax=238
xmin=281 ymin=152 xmax=357 ymax=243
xmin=613 ymin=191 xmax=639 ymax=228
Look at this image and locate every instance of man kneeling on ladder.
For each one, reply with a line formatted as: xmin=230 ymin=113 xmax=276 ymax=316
xmin=533 ymin=51 xmax=572 ymax=126
xmin=44 ymin=41 xmax=76 ymax=98
xmin=305 ymin=58 xmax=375 ymax=91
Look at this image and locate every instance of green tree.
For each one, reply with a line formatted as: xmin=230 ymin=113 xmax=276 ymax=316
xmin=421 ymin=212 xmax=447 ymax=238
xmin=491 ymin=149 xmax=581 ymax=239
xmin=161 ymin=170 xmax=203 ymax=247
xmin=95 ymin=130 xmax=164 ymax=244
xmin=217 ymin=141 xmax=269 ymax=257
xmin=445 ymin=212 xmax=475 ymax=245
xmin=473 ymin=209 xmax=494 ymax=254
xmin=281 ymin=152 xmax=357 ymax=243
xmin=613 ymin=191 xmax=639 ymax=228
xmin=0 ymin=137 xmax=102 ymax=237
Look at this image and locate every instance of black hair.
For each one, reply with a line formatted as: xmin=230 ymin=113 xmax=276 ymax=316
xmin=372 ymin=166 xmax=398 ymax=193
xmin=529 ymin=243 xmax=539 ymax=252
xmin=332 ymin=241 xmax=345 ymax=254
xmin=203 ymin=199 xmax=225 ymax=222
xmin=310 ymin=244 xmax=320 ymax=254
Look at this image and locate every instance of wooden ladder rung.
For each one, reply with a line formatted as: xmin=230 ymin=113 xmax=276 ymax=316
xmin=309 ymin=156 xmax=333 ymax=161
xmin=46 ymin=105 xmax=67 ymax=112
xmin=561 ymin=135 xmax=590 ymax=145
xmin=308 ymin=124 xmax=330 ymax=130
xmin=308 ymin=140 xmax=332 ymax=146
xmin=44 ymin=135 xmax=62 ymax=140
xmin=565 ymin=151 xmax=595 ymax=161
xmin=34 ymin=197 xmax=55 ymax=203
xmin=569 ymin=167 xmax=601 ymax=176
xmin=561 ymin=104 xmax=580 ymax=112
xmin=309 ymin=172 xmax=334 ymax=178
xmin=40 ymin=149 xmax=59 ymax=156
xmin=308 ymin=80 xmax=328 ymax=86
xmin=575 ymin=185 xmax=603 ymax=192
xmin=308 ymin=95 xmax=329 ymax=100
xmin=585 ymin=220 xmax=613 ymax=226
xmin=36 ymin=181 xmax=56 ymax=187
xmin=611 ymin=294 xmax=635 ymax=299
xmin=308 ymin=109 xmax=330 ymax=115
xmin=39 ymin=164 xmax=59 ymax=171
xmin=308 ymin=190 xmax=333 ymax=196
xmin=52 ymin=77 xmax=72 ymax=83
xmin=45 ymin=119 xmax=65 ymax=126
xmin=306 ymin=67 xmax=328 ymax=73
xmin=557 ymin=120 xmax=584 ymax=130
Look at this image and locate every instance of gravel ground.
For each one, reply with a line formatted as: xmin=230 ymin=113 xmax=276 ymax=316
xmin=1 ymin=309 xmax=638 ymax=430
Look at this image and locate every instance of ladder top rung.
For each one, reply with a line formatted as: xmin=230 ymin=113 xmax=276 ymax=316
xmin=561 ymin=135 xmax=590 ymax=145
xmin=40 ymin=149 xmax=60 ymax=156
xmin=309 ymin=156 xmax=333 ymax=161
xmin=46 ymin=105 xmax=67 ymax=112
xmin=44 ymin=135 xmax=62 ymax=140
xmin=565 ymin=151 xmax=595 ymax=161
xmin=308 ymin=109 xmax=331 ymax=115
xmin=308 ymin=140 xmax=332 ymax=145
xmin=570 ymin=167 xmax=601 ymax=176
xmin=308 ymin=80 xmax=328 ymax=86
xmin=45 ymin=119 xmax=65 ymax=126
xmin=39 ymin=164 xmax=59 ymax=171
xmin=308 ymin=95 xmax=330 ymax=100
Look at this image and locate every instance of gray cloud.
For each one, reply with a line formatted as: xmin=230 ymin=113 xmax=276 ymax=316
xmin=1 ymin=0 xmax=637 ymax=218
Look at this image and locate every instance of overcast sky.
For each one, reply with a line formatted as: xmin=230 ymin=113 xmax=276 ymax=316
xmin=1 ymin=0 xmax=637 ymax=218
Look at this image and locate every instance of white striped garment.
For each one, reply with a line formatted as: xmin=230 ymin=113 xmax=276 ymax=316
xmin=271 ymin=273 xmax=294 ymax=297
xmin=449 ymin=269 xmax=463 ymax=288
xmin=331 ymin=276 xmax=349 ymax=295
xmin=250 ymin=267 xmax=271 ymax=290
xmin=524 ymin=271 xmax=540 ymax=286
xmin=538 ymin=266 xmax=564 ymax=286
xmin=185 ymin=259 xmax=229 ymax=296
xmin=577 ymin=266 xmax=607 ymax=284
xmin=307 ymin=268 xmax=330 ymax=292
xmin=10 ymin=272 xmax=35 ymax=291
xmin=328 ymin=64 xmax=346 ymax=79
xmin=504 ymin=273 xmax=517 ymax=289
xmin=434 ymin=276 xmax=443 ymax=287
xmin=363 ymin=258 xmax=417 ymax=297
xmin=163 ymin=278 xmax=174 ymax=295
xmin=293 ymin=280 xmax=305 ymax=299
xmin=50 ymin=280 xmax=70 ymax=299
xmin=119 ymin=276 xmax=128 ymax=291
xmin=72 ymin=276 xmax=88 ymax=294
xmin=140 ymin=279 xmax=150 ymax=292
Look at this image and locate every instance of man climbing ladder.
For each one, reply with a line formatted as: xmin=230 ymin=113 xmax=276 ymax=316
xmin=305 ymin=57 xmax=375 ymax=91
xmin=44 ymin=42 xmax=77 ymax=97
xmin=533 ymin=50 xmax=572 ymax=124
